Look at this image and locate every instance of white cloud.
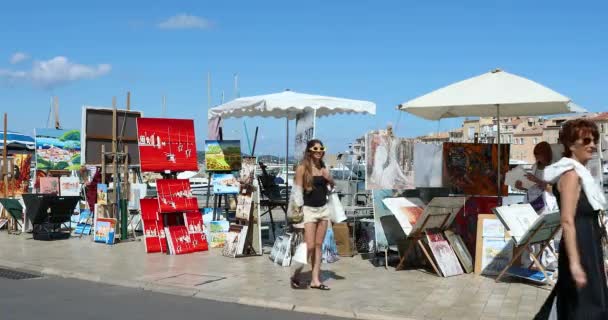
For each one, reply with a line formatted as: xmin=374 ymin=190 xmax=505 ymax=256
xmin=0 ymin=56 xmax=111 ymax=88
xmin=10 ymin=52 xmax=29 ymax=64
xmin=158 ymin=14 xmax=212 ymax=30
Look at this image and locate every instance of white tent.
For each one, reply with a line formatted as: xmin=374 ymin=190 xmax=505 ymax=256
xmin=398 ymin=69 xmax=586 ymax=195
xmin=208 ymin=89 xmax=376 ymax=201
xmin=208 ymin=90 xmax=376 ymax=120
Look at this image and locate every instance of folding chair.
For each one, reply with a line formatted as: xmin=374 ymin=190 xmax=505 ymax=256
xmin=257 ymin=175 xmax=288 ymax=240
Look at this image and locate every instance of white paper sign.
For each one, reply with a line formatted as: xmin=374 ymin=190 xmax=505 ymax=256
xmin=294 ymin=110 xmax=316 ymax=161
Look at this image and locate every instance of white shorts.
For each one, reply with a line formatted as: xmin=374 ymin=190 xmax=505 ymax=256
xmin=302 ymin=205 xmax=330 ymax=224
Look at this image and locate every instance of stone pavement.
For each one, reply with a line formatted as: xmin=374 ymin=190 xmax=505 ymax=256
xmin=0 ymin=232 xmax=550 ymax=320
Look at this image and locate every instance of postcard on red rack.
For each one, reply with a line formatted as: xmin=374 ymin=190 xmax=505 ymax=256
xmin=156 ymin=179 xmax=198 ymax=213
xmin=136 ymin=118 xmax=198 ymax=173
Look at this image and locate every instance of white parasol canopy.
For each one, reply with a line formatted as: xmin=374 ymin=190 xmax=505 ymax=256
xmin=398 ymin=69 xmax=586 ymax=120
xmin=208 ymin=90 xmax=376 ymax=120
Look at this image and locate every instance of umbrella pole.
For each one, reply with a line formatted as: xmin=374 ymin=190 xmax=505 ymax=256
xmin=496 ymin=104 xmax=501 ymax=201
xmin=286 ymin=117 xmax=289 ymax=204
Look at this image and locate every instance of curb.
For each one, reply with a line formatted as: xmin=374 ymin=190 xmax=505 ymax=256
xmin=0 ymin=260 xmax=417 ymax=320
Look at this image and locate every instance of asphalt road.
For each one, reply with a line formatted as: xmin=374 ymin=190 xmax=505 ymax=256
xmin=0 ymin=275 xmax=353 ymax=320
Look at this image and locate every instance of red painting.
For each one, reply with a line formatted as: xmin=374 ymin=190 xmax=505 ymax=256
xmin=452 ymin=196 xmax=501 ymax=258
xmin=400 ymin=207 xmax=423 ymax=225
xmin=136 ymin=118 xmax=198 ymax=173
xmin=156 ymin=179 xmax=198 ymax=213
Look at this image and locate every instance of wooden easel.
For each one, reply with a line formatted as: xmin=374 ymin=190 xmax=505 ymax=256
xmin=494 ymin=217 xmax=561 ymax=284
xmin=395 ymin=209 xmax=454 ymax=276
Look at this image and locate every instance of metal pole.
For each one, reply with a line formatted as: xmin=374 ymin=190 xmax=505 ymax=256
xmin=496 ymin=104 xmax=501 ymax=201
xmin=2 ymin=113 xmax=8 ymax=198
xmin=286 ymin=117 xmax=289 ymax=203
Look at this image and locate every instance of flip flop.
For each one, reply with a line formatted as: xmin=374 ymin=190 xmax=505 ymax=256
xmin=291 ymin=277 xmax=306 ymax=290
xmin=310 ymin=284 xmax=330 ymax=291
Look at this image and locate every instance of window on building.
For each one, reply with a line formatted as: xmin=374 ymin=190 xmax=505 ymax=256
xmin=533 ymin=137 xmax=538 ymax=145
xmin=468 ymin=127 xmax=475 ymax=140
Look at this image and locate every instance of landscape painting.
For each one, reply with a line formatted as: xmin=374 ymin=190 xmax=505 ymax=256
xmin=442 ymin=143 xmax=509 ymax=196
xmin=365 ymin=132 xmax=415 ymax=190
xmin=205 ymin=140 xmax=242 ymax=172
xmin=136 ymin=118 xmax=198 ymax=173
xmin=35 ymin=128 xmax=81 ymax=170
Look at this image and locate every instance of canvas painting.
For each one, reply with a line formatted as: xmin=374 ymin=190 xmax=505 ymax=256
xmin=60 ymin=176 xmax=80 ymax=196
xmin=40 ymin=177 xmax=59 ymax=194
xmin=372 ymin=190 xmax=395 ymax=250
xmin=0 ymin=154 xmax=32 ymax=197
xmin=426 ymin=230 xmax=464 ymax=277
xmin=365 ymin=132 xmax=415 ymax=190
xmin=97 ymin=184 xmax=108 ymax=205
xmin=413 ymin=143 xmax=443 ymax=188
xmin=294 ymin=110 xmax=315 ymax=161
xmin=453 ymin=197 xmax=500 ymax=257
xmin=444 ymin=230 xmax=473 ymax=273
xmin=205 ymin=140 xmax=242 ymax=172
xmin=238 ymin=156 xmax=257 ymax=186
xmin=212 ymin=173 xmax=239 ymax=194
xmin=442 ymin=143 xmax=510 ymax=196
xmin=136 ymin=118 xmax=198 ymax=173
xmin=156 ymin=179 xmax=198 ymax=213
xmin=382 ymin=197 xmax=425 ymax=236
xmin=493 ymin=204 xmax=539 ymax=244
xmin=481 ymin=237 xmax=513 ymax=276
xmin=236 ymin=185 xmax=254 ymax=220
xmin=35 ymin=128 xmax=81 ymax=170
xmin=209 ymin=220 xmax=230 ymax=248
xmin=94 ymin=217 xmax=116 ymax=244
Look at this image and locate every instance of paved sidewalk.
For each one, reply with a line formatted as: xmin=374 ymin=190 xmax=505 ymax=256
xmin=0 ymin=232 xmax=550 ymax=320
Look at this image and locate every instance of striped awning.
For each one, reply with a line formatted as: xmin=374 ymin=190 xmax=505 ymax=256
xmin=0 ymin=131 xmax=35 ymax=151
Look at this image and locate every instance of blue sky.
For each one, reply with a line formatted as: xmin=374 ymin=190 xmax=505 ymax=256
xmin=1 ymin=1 xmax=606 ymax=156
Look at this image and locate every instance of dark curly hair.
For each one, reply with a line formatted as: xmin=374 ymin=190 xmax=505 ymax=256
xmin=559 ymin=118 xmax=599 ymax=157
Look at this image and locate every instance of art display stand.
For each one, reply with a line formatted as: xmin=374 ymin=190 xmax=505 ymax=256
xmin=395 ymin=200 xmax=461 ymax=276
xmin=22 ymin=194 xmax=80 ymax=240
xmin=493 ymin=207 xmax=561 ymax=285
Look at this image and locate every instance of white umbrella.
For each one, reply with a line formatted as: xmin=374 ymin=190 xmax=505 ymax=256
xmin=208 ymin=89 xmax=376 ymax=204
xmin=398 ymin=69 xmax=586 ymax=195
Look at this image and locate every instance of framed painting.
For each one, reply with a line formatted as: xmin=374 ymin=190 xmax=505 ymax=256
xmin=205 ymin=140 xmax=241 ymax=172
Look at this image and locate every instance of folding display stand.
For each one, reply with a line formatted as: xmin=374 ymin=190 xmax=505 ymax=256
xmin=395 ymin=197 xmax=464 ymax=276
xmin=493 ymin=210 xmax=561 ymax=284
xmin=22 ymin=194 xmax=80 ymax=240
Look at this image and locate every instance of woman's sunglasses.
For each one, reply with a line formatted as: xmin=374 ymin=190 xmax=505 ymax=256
xmin=580 ymin=137 xmax=597 ymax=145
xmin=309 ymin=146 xmax=326 ymax=152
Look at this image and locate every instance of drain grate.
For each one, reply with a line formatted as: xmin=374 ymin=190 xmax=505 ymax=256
xmin=0 ymin=267 xmax=42 ymax=280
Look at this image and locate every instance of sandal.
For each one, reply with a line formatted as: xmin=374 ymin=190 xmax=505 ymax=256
xmin=310 ymin=284 xmax=330 ymax=291
xmin=290 ymin=277 xmax=306 ymax=290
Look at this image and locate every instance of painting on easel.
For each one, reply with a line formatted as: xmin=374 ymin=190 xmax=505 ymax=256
xmin=35 ymin=128 xmax=81 ymax=170
xmin=136 ymin=118 xmax=198 ymax=172
xmin=205 ymin=140 xmax=241 ymax=172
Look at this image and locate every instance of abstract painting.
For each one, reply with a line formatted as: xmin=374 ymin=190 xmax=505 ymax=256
xmin=442 ymin=143 xmax=510 ymax=196
xmin=413 ymin=143 xmax=443 ymax=188
xmin=0 ymin=153 xmax=32 ymax=196
xmin=136 ymin=118 xmax=198 ymax=173
xmin=212 ymin=173 xmax=239 ymax=194
xmin=156 ymin=179 xmax=198 ymax=213
xmin=426 ymin=230 xmax=464 ymax=277
xmin=365 ymin=132 xmax=415 ymax=190
xmin=205 ymin=140 xmax=241 ymax=172
xmin=35 ymin=128 xmax=81 ymax=170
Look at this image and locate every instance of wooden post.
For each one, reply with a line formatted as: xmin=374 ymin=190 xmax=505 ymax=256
xmin=101 ymin=144 xmax=106 ymax=184
xmin=2 ymin=113 xmax=8 ymax=198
